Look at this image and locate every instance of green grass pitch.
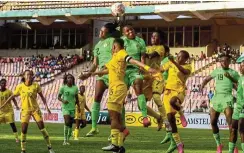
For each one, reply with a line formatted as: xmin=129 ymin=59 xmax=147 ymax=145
xmin=0 ymin=123 xmax=236 ymax=153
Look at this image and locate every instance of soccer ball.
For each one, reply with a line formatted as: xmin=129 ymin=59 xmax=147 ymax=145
xmin=111 ymin=3 xmax=125 ymax=17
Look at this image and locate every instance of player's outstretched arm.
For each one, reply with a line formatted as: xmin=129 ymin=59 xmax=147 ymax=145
xmin=79 ymin=57 xmax=98 ymax=80
xmin=128 ymin=58 xmax=157 ymax=74
xmin=92 ymin=68 xmax=109 ymax=77
xmin=200 ymin=76 xmax=213 ymax=92
xmin=12 ymin=97 xmax=19 ymax=110
xmin=0 ymin=95 xmax=17 ymax=109
xmin=146 ymin=51 xmax=160 ymax=59
xmin=168 ymin=56 xmax=191 ymax=75
xmin=38 ymin=92 xmax=51 ymax=114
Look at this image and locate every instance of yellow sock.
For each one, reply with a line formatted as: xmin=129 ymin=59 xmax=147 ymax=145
xmin=21 ymin=133 xmax=27 ymax=151
xmin=40 ymin=128 xmax=51 ymax=147
xmin=14 ymin=132 xmax=19 ymax=140
xmin=172 ymin=133 xmax=182 ymax=145
xmin=111 ymin=129 xmax=119 ymax=146
xmin=118 ymin=132 xmax=124 ymax=147
xmin=75 ymin=128 xmax=80 ymax=138
xmin=147 ymin=106 xmax=160 ymax=120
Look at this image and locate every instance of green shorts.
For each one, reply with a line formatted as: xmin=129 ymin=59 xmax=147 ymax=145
xmin=211 ymin=93 xmax=234 ymax=113
xmin=62 ymin=109 xmax=75 ymax=117
xmin=125 ymin=67 xmax=144 ymax=87
xmin=96 ymin=74 xmax=109 ymax=87
xmin=232 ymin=104 xmax=244 ymax=120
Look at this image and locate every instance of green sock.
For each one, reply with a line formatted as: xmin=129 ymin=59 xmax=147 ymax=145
xmin=122 ymin=106 xmax=126 ymax=128
xmin=138 ymin=94 xmax=147 ymax=117
xmin=68 ymin=127 xmax=72 ymax=140
xmin=213 ymin=133 xmax=221 ymax=146
xmin=241 ymin=143 xmax=244 ymax=151
xmin=91 ymin=102 xmax=100 ymax=129
xmin=64 ymin=125 xmax=68 ymax=141
xmin=229 ymin=142 xmax=235 ymax=152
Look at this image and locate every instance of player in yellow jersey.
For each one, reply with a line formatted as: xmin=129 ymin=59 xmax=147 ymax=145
xmin=143 ymin=30 xmax=170 ymax=131
xmin=73 ymin=85 xmax=91 ymax=140
xmin=159 ymin=50 xmax=191 ymax=153
xmin=92 ymin=38 xmax=159 ymax=153
xmin=0 ymin=78 xmax=20 ymax=142
xmin=0 ymin=70 xmax=55 ymax=153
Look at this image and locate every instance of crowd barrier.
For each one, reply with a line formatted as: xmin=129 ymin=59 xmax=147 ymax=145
xmin=13 ymin=110 xmax=228 ymax=129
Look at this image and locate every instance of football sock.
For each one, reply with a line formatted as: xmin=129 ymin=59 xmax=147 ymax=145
xmin=172 ymin=133 xmax=182 ymax=145
xmin=118 ymin=132 xmax=124 ymax=147
xmin=213 ymin=133 xmax=221 ymax=146
xmin=111 ymin=129 xmax=119 ymax=146
xmin=21 ymin=133 xmax=27 ymax=151
xmin=64 ymin=125 xmax=68 ymax=141
xmin=74 ymin=128 xmax=79 ymax=138
xmin=92 ymin=102 xmax=100 ymax=130
xmin=241 ymin=143 xmax=244 ymax=151
xmin=40 ymin=128 xmax=51 ymax=147
xmin=138 ymin=94 xmax=147 ymax=118
xmin=229 ymin=142 xmax=235 ymax=152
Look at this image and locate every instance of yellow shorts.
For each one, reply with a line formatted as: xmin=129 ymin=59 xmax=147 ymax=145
xmin=21 ymin=109 xmax=43 ymax=123
xmin=143 ymin=78 xmax=164 ymax=100
xmin=163 ymin=89 xmax=185 ymax=114
xmin=0 ymin=111 xmax=14 ymax=124
xmin=75 ymin=110 xmax=86 ymax=120
xmin=107 ymin=84 xmax=127 ymax=113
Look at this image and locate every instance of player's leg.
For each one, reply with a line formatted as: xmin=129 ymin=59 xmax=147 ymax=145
xmin=86 ymin=78 xmax=108 ymax=136
xmin=34 ymin=110 xmax=54 ymax=153
xmin=102 ymin=109 xmax=125 ymax=152
xmin=210 ymin=107 xmax=223 ymax=152
xmin=10 ymin=122 xmax=19 ymax=142
xmin=6 ymin=112 xmax=19 ymax=142
xmin=134 ymin=77 xmax=153 ymax=127
xmin=20 ymin=111 xmax=31 ymax=153
xmin=169 ymin=96 xmax=184 ymax=153
xmin=21 ymin=123 xmax=29 ymax=153
xmin=239 ymin=118 xmax=244 ymax=152
xmin=226 ymin=106 xmax=238 ymax=153
xmin=229 ymin=119 xmax=238 ymax=153
xmin=63 ymin=114 xmax=73 ymax=145
xmin=152 ymin=79 xmax=167 ymax=131
xmin=161 ymin=90 xmax=176 ymax=152
xmin=74 ymin=119 xmax=80 ymax=140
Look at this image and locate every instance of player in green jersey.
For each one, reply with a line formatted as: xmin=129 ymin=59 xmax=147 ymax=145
xmin=122 ymin=25 xmax=160 ymax=127
xmin=200 ymin=54 xmax=239 ymax=153
xmin=79 ymin=23 xmax=125 ymax=137
xmin=58 ymin=74 xmax=80 ymax=145
xmin=229 ymin=58 xmax=244 ymax=153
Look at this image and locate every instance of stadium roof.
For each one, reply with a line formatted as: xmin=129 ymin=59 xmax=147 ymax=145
xmin=1 ymin=1 xmax=244 ymax=25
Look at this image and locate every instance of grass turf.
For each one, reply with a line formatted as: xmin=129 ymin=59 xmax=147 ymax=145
xmin=0 ymin=123 xmax=235 ymax=153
